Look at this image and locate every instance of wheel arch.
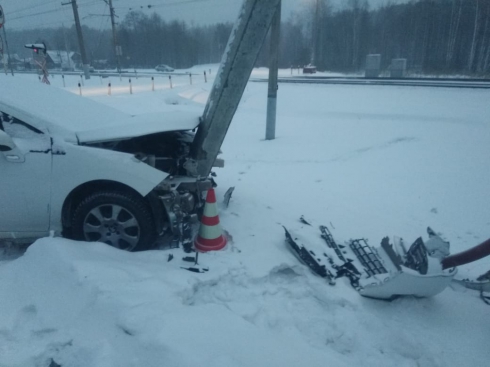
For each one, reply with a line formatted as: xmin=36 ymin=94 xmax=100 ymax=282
xmin=61 ymin=180 xmax=164 ymax=236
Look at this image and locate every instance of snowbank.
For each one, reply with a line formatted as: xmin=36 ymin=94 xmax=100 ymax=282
xmin=1 ymin=71 xmax=490 ymax=366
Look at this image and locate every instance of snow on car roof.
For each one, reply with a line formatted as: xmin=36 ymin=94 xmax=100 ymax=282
xmin=0 ymin=77 xmax=200 ymax=143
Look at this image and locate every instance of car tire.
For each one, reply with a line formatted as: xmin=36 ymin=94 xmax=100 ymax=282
xmin=71 ymin=191 xmax=155 ymax=251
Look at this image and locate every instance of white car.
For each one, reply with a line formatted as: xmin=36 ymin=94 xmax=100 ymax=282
xmin=155 ymin=64 xmax=174 ymax=72
xmin=0 ymin=78 xmax=215 ymax=251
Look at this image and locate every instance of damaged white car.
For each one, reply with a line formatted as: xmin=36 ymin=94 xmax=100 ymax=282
xmin=0 ymin=78 xmax=216 ymax=251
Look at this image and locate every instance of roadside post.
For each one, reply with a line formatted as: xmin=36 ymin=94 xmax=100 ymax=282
xmin=169 ymin=75 xmax=173 ymax=89
xmin=129 ymin=78 xmax=132 ymax=94
xmin=204 ymin=71 xmax=207 ymax=83
xmin=266 ymin=1 xmax=281 ymax=141
xmin=108 ymin=83 xmax=111 ymax=95
xmin=189 ymin=73 xmax=192 ymax=85
xmin=152 ymin=76 xmax=155 ymax=91
xmin=62 ymin=74 xmax=66 ymax=87
xmin=78 ymin=82 xmax=82 ymax=95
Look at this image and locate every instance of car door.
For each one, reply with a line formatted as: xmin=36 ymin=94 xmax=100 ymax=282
xmin=0 ymin=112 xmax=52 ymax=237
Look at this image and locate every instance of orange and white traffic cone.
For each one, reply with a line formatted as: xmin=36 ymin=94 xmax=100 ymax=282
xmin=194 ymin=188 xmax=227 ymax=252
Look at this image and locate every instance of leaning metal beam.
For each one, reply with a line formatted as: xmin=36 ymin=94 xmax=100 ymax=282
xmin=191 ymin=0 xmax=282 ymax=177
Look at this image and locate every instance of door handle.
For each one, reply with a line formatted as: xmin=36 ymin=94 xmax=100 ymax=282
xmin=5 ymin=154 xmax=24 ymax=163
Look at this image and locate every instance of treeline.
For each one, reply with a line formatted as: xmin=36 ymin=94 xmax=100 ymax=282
xmin=294 ymin=0 xmax=490 ymax=74
xmin=117 ymin=11 xmax=232 ymax=68
xmin=7 ymin=15 xmax=232 ymax=69
xmin=7 ymin=0 xmax=490 ymax=75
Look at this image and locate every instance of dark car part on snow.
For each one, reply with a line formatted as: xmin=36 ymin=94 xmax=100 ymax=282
xmin=183 ymin=256 xmax=197 ymax=263
xmin=404 ymin=237 xmax=429 ymax=275
xmin=283 ymin=226 xmax=336 ymax=285
xmin=320 ymin=225 xmax=347 ymax=262
xmin=285 ymin=220 xmax=456 ymax=300
xmin=223 ymin=187 xmax=235 ymax=208
xmin=181 ymin=266 xmax=209 ymax=273
xmin=300 ymin=215 xmax=311 ymax=226
xmin=452 ymin=269 xmax=490 ymax=305
xmin=349 ymin=239 xmax=388 ymax=276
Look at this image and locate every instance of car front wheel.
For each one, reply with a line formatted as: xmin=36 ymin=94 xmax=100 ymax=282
xmin=71 ymin=191 xmax=155 ymax=251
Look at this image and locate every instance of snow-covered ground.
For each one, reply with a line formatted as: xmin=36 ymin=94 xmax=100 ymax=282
xmin=1 ymin=70 xmax=489 ymax=367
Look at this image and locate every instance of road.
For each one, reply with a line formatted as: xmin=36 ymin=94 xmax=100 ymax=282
xmin=10 ymin=69 xmax=490 ymax=89
xmin=252 ymin=75 xmax=490 ymax=89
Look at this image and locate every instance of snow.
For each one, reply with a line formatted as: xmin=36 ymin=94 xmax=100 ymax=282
xmin=0 ymin=77 xmax=201 ymax=144
xmin=1 ymin=69 xmax=490 ymax=366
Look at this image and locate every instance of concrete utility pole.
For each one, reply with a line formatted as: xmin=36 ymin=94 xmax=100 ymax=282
xmin=191 ymin=0 xmax=282 ymax=177
xmin=107 ymin=0 xmax=122 ymax=73
xmin=2 ymin=25 xmax=14 ymax=76
xmin=62 ymin=0 xmax=90 ymax=79
xmin=266 ymin=1 xmax=281 ymax=140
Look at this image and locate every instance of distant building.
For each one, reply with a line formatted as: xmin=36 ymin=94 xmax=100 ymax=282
xmin=1 ymin=54 xmax=29 ymax=70
xmin=45 ymin=51 xmax=81 ymax=70
xmin=92 ymin=59 xmax=110 ymax=70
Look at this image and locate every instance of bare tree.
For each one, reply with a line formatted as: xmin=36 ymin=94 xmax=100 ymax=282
xmin=468 ymin=0 xmax=480 ymax=71
xmin=446 ymin=0 xmax=463 ymax=68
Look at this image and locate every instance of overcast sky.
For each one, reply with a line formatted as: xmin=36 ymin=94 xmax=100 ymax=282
xmin=2 ymin=0 xmax=409 ymax=30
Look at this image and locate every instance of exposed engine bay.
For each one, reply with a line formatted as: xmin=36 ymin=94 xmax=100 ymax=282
xmin=87 ymin=131 xmax=196 ymax=176
xmin=84 ymin=130 xmax=219 ymax=250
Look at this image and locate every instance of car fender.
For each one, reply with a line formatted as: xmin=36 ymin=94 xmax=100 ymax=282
xmin=50 ymin=142 xmax=167 ymax=233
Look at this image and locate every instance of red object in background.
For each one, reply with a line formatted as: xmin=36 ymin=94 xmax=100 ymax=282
xmin=442 ymin=239 xmax=490 ymax=269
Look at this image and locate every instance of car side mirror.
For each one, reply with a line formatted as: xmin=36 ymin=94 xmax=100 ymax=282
xmin=0 ymin=130 xmax=15 ymax=152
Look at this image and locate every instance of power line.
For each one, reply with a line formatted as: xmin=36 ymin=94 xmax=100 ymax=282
xmin=8 ymin=0 xmax=102 ymax=22
xmin=6 ymin=0 xmax=220 ymax=27
xmin=8 ymin=8 xmax=63 ymax=22
xmin=18 ymin=19 xmax=76 ymax=30
xmin=92 ymin=3 xmax=111 ymax=56
xmin=6 ymin=0 xmax=61 ymax=16
xmin=152 ymin=0 xmax=212 ymax=8
xmin=116 ymin=0 xmax=213 ymax=11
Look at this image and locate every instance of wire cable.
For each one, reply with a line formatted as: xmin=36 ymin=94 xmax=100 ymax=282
xmin=6 ymin=0 xmax=61 ymax=16
xmin=116 ymin=0 xmax=213 ymax=10
xmin=8 ymin=0 xmax=103 ymax=22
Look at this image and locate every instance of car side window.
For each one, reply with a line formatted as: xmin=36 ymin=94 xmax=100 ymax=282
xmin=0 ymin=112 xmax=44 ymax=139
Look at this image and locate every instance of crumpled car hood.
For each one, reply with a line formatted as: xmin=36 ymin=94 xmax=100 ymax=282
xmin=76 ymin=111 xmax=200 ymax=143
xmin=0 ymin=77 xmax=200 ymax=144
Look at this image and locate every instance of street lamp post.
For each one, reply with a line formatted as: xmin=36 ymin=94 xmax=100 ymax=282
xmin=0 ymin=5 xmax=15 ymax=76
